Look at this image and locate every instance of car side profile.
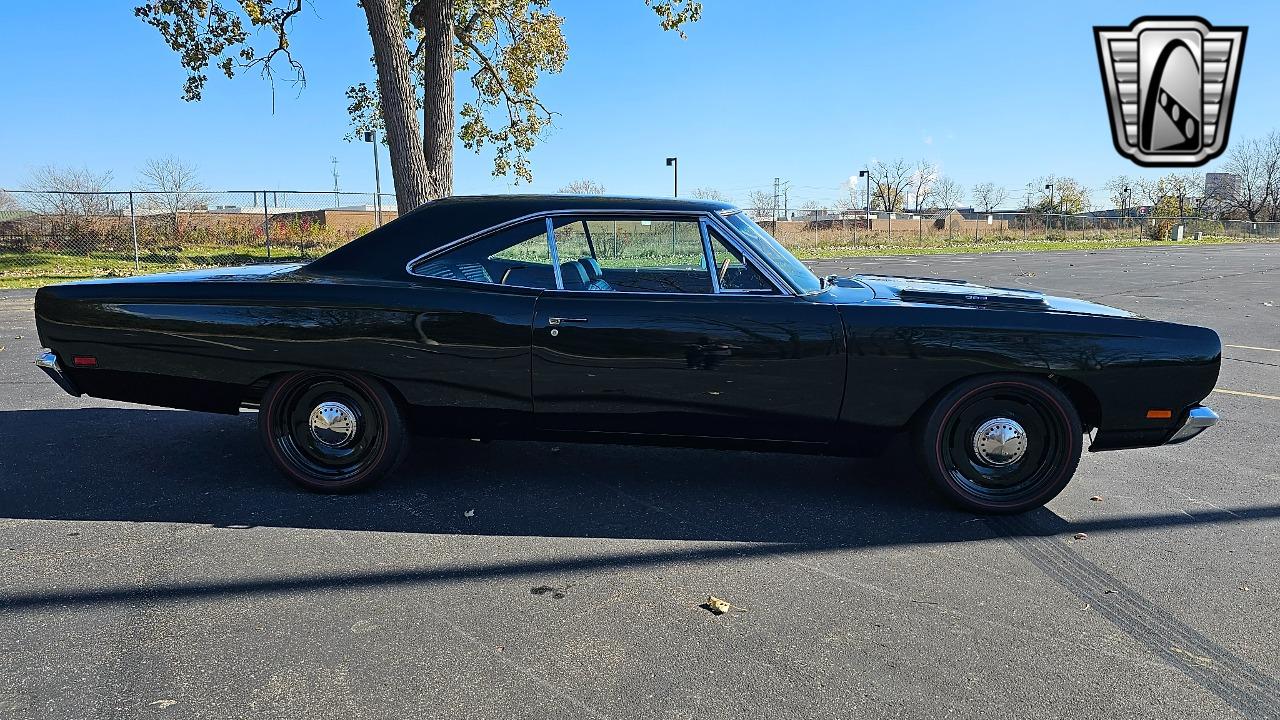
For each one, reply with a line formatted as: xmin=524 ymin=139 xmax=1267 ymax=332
xmin=33 ymin=195 xmax=1221 ymax=513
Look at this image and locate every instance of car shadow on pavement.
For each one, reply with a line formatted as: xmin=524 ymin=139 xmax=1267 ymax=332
xmin=4 ymin=407 xmax=1279 ymax=615
xmin=4 ymin=407 xmax=1276 ymax=546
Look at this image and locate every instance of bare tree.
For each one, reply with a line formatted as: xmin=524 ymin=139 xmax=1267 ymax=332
xmin=139 ymin=156 xmax=207 ymax=239
xmin=21 ymin=165 xmax=118 ymax=216
xmin=557 ymin=179 xmax=607 ymax=195
xmin=746 ymin=190 xmax=775 ymax=219
xmin=1027 ymin=175 xmax=1089 ymax=214
xmin=909 ymin=160 xmax=938 ymax=212
xmin=0 ymin=190 xmax=17 ymax=212
xmin=690 ymin=187 xmax=730 ymax=202
xmin=1132 ymin=176 xmax=1166 ymax=210
xmin=1161 ymin=172 xmax=1204 ymax=220
xmin=1103 ymin=175 xmax=1135 ymax=213
xmin=868 ymin=158 xmax=912 ymax=212
xmin=1222 ymin=132 xmax=1280 ymax=221
xmin=971 ymin=182 xmax=1008 ymax=213
xmin=933 ymin=176 xmax=963 ymax=212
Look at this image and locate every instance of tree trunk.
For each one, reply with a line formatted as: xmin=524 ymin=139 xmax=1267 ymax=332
xmin=417 ymin=0 xmax=455 ymax=199
xmin=362 ymin=0 xmax=432 ymax=213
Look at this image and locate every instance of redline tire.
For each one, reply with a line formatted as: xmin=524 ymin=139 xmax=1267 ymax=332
xmin=915 ymin=375 xmax=1082 ymax=514
xmin=258 ymin=371 xmax=407 ymax=493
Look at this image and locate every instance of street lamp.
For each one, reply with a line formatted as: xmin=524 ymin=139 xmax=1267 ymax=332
xmin=665 ymin=157 xmax=678 ymax=197
xmin=858 ymin=169 xmax=869 ymax=241
xmin=1044 ymin=183 xmax=1055 ymax=236
xmin=1122 ymin=185 xmax=1132 ymax=239
xmin=363 ymin=130 xmax=383 ymax=227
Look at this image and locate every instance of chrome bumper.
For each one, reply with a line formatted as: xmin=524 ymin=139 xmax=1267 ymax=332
xmin=1167 ymin=405 xmax=1219 ymax=444
xmin=35 ymin=351 xmax=82 ymax=397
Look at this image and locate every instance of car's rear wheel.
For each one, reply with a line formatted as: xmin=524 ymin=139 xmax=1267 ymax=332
xmin=915 ymin=375 xmax=1082 ymax=514
xmin=259 ymin=371 xmax=407 ymax=492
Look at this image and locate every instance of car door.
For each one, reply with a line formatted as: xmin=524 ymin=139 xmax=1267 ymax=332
xmin=531 ymin=214 xmax=846 ymax=443
xmin=402 ymin=218 xmax=557 ymax=437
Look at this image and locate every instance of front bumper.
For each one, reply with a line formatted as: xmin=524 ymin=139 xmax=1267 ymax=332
xmin=36 ymin=351 xmax=82 ymax=397
xmin=1166 ymin=405 xmax=1219 ymax=444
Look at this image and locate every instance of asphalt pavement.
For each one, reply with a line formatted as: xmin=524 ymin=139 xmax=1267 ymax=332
xmin=1 ymin=242 xmax=1277 ymax=719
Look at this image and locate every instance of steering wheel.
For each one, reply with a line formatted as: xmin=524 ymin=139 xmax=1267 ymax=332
xmin=718 ymin=258 xmax=732 ymax=286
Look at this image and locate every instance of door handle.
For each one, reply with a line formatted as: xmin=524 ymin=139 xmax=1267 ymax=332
xmin=548 ymin=317 xmax=588 ymax=325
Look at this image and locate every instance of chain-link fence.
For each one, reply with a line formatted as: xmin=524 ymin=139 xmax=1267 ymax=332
xmin=748 ymin=207 xmax=1280 ymax=254
xmin=0 ymin=190 xmax=396 ymax=285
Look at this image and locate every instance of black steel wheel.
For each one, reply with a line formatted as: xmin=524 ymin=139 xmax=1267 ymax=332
xmin=259 ymin=371 xmax=407 ymax=492
xmin=915 ymin=375 xmax=1082 ymax=514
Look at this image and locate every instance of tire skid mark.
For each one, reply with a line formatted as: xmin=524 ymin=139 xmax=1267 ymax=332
xmin=989 ymin=513 xmax=1280 ymax=719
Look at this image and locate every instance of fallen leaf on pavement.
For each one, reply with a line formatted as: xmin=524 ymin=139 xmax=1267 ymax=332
xmin=1090 ymin=496 xmax=1103 ymax=502
xmin=463 ymin=509 xmax=475 ymax=518
xmin=704 ymin=596 xmax=732 ymax=615
xmin=701 ymin=595 xmax=748 ymax=615
xmin=1073 ymin=532 xmax=1088 ymax=540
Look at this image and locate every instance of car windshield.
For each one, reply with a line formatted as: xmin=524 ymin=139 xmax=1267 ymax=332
xmin=721 ymin=212 xmax=823 ymax=294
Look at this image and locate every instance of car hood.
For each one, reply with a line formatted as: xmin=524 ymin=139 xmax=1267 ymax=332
xmin=835 ymin=274 xmax=1138 ymax=318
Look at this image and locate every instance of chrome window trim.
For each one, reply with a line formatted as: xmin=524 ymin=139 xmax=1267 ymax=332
xmin=701 ymin=217 xmax=786 ymax=296
xmin=698 ymin=218 xmax=723 ymax=295
xmin=714 ymin=210 xmax=823 ymax=295
xmin=703 ymin=212 xmax=799 ymax=295
xmin=546 ymin=216 xmax=564 ymax=290
xmin=404 ymin=207 xmax=796 ymax=297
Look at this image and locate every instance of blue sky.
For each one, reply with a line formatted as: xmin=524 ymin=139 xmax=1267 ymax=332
xmin=1 ymin=1 xmax=1275 ymax=208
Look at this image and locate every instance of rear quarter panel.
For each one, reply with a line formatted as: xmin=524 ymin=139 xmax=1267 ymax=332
xmin=34 ymin=275 xmax=538 ymax=433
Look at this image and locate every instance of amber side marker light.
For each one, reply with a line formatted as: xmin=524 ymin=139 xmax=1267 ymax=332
xmin=72 ymin=356 xmax=97 ymax=368
xmin=1146 ymin=409 xmax=1173 ymax=419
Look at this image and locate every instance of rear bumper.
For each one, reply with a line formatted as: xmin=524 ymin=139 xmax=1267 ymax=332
xmin=35 ymin=351 xmax=82 ymax=397
xmin=1166 ymin=405 xmax=1219 ymax=445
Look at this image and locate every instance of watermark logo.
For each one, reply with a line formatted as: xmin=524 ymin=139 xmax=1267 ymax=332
xmin=1094 ymin=16 xmax=1246 ymax=167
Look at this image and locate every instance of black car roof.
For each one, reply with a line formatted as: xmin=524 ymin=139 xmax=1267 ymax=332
xmin=306 ymin=194 xmax=739 ymax=279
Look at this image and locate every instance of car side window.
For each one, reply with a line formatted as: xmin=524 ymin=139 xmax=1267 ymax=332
xmin=550 ymin=216 xmax=713 ymax=294
xmin=707 ymin=226 xmax=776 ymax=292
xmin=413 ymin=219 xmax=556 ymax=289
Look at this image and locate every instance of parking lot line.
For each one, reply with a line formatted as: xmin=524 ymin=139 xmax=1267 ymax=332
xmin=1225 ymin=344 xmax=1280 ymax=353
xmin=1213 ymin=388 xmax=1280 ymax=401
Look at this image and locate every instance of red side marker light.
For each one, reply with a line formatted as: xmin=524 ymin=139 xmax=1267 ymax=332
xmin=72 ymin=355 xmax=97 ymax=368
xmin=1146 ymin=409 xmax=1172 ymax=419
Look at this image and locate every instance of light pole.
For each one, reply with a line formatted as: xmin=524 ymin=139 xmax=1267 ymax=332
xmin=1122 ymin=185 xmax=1131 ymax=239
xmin=364 ymin=130 xmax=383 ymax=227
xmin=859 ymin=169 xmax=869 ymax=241
xmin=665 ymin=157 xmax=678 ymax=197
xmin=1044 ymin=183 xmax=1055 ymax=237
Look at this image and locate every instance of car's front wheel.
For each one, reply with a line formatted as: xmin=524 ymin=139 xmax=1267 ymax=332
xmin=915 ymin=375 xmax=1082 ymax=514
xmin=258 ymin=371 xmax=407 ymax=492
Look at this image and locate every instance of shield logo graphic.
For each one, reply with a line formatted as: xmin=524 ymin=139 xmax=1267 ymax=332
xmin=1094 ymin=16 xmax=1247 ymax=167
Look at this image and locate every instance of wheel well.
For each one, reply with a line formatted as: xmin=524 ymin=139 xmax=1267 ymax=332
xmin=241 ymin=371 xmax=411 ymax=420
xmin=907 ymin=372 xmax=1102 ymax=433
xmin=1051 ymin=375 xmax=1101 ymax=433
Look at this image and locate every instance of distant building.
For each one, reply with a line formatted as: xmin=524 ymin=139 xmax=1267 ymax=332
xmin=1206 ymin=172 xmax=1240 ymax=201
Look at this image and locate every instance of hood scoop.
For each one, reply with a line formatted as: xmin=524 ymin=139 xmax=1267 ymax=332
xmin=856 ymin=274 xmax=1050 ymax=310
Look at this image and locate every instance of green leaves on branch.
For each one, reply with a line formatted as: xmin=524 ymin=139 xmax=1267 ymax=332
xmin=644 ymin=0 xmax=702 ymax=38
xmin=134 ymin=0 xmax=305 ymax=103
xmin=139 ymin=0 xmax=703 ymax=184
xmin=451 ymin=0 xmax=567 ymax=183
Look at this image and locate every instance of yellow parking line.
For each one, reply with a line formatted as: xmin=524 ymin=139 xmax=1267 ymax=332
xmin=1225 ymin=344 xmax=1280 ymax=353
xmin=1213 ymin=388 xmax=1280 ymax=401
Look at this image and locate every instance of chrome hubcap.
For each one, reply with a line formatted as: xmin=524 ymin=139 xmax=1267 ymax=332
xmin=308 ymin=401 xmax=358 ymax=447
xmin=972 ymin=417 xmax=1027 ymax=466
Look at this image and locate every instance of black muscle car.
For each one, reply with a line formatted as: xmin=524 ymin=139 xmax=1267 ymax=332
xmin=33 ymin=195 xmax=1221 ymax=513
